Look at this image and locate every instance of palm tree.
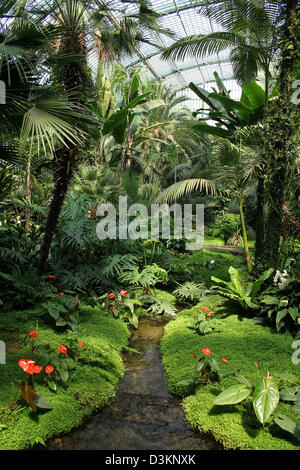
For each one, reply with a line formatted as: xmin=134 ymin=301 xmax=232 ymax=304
xmin=162 ymin=0 xmax=281 ymax=266
xmin=36 ymin=0 xmax=168 ymax=272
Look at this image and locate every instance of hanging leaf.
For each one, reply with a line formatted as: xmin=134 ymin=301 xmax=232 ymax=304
xmin=20 ymin=380 xmax=37 ymax=412
xmin=34 ymin=394 xmax=53 ymax=410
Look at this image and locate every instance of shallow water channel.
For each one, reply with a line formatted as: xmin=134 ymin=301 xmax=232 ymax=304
xmin=47 ymin=317 xmax=217 ymax=450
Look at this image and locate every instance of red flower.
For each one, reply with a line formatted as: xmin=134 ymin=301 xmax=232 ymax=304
xmin=45 ymin=365 xmax=54 ymax=375
xmin=18 ymin=359 xmax=32 ymax=369
xmin=120 ymin=290 xmax=127 ymax=296
xmin=108 ymin=293 xmax=115 ymax=299
xmin=58 ymin=344 xmax=67 ymax=354
xmin=29 ymin=330 xmax=37 ymax=338
xmin=207 ymin=312 xmax=212 ymax=317
xmin=80 ymin=342 xmax=85 ymax=348
xmin=254 ymin=362 xmax=259 ymax=368
xmin=48 ymin=275 xmax=55 ymax=279
xmin=18 ymin=359 xmax=41 ymax=375
xmin=33 ymin=365 xmax=42 ymax=374
xmin=201 ymin=347 xmax=211 ymax=356
xmin=222 ymin=357 xmax=228 ymax=364
xmin=201 ymin=307 xmax=209 ymax=312
xmin=59 ymin=292 xmax=64 ymax=296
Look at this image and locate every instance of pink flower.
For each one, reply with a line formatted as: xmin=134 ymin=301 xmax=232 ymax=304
xmin=254 ymin=362 xmax=259 ymax=368
xmin=120 ymin=290 xmax=127 ymax=297
xmin=201 ymin=307 xmax=209 ymax=312
xmin=207 ymin=312 xmax=212 ymax=317
xmin=59 ymin=292 xmax=64 ymax=296
xmin=201 ymin=347 xmax=211 ymax=356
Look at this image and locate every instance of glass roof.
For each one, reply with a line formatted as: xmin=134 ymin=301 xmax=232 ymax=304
xmin=88 ymin=0 xmax=242 ymax=109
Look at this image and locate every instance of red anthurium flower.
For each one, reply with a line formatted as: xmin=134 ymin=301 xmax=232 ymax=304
xmin=254 ymin=362 xmax=259 ymax=368
xmin=222 ymin=357 xmax=228 ymax=364
xmin=18 ymin=359 xmax=36 ymax=375
xmin=45 ymin=365 xmax=54 ymax=375
xmin=201 ymin=347 xmax=211 ymax=356
xmin=80 ymin=342 xmax=85 ymax=348
xmin=59 ymin=292 xmax=64 ymax=296
xmin=48 ymin=275 xmax=55 ymax=279
xmin=58 ymin=344 xmax=67 ymax=354
xmin=120 ymin=290 xmax=127 ymax=296
xmin=108 ymin=293 xmax=115 ymax=299
xmin=29 ymin=330 xmax=37 ymax=338
xmin=18 ymin=359 xmax=32 ymax=369
xmin=201 ymin=307 xmax=209 ymax=311
xmin=33 ymin=365 xmax=43 ymax=374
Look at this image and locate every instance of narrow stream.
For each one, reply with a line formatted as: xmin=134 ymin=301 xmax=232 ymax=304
xmin=47 ymin=317 xmax=217 ymax=450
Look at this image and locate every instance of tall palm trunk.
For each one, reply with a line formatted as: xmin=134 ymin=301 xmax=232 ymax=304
xmin=239 ymin=192 xmax=252 ymax=274
xmin=25 ymin=153 xmax=31 ymax=230
xmin=38 ymin=21 xmax=89 ymax=272
xmin=263 ymin=0 xmax=299 ymax=268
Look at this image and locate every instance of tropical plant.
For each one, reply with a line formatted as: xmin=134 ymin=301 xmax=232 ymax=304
xmin=178 ymin=347 xmax=231 ymax=388
xmin=118 ymin=263 xmax=169 ymax=294
xmin=257 ymin=262 xmax=300 ymax=334
xmin=186 ymin=313 xmax=214 ymax=336
xmin=214 ymin=372 xmax=280 ymax=428
xmin=211 ymin=265 xmax=274 ymax=310
xmin=173 ymin=281 xmax=206 ymax=303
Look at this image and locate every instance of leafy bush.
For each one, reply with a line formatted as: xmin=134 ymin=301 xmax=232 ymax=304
xmin=211 ymin=266 xmax=274 ymax=311
xmin=173 ymin=281 xmax=207 ymax=304
xmin=209 ymin=212 xmax=240 ymax=244
xmin=257 ymin=261 xmax=300 ymax=334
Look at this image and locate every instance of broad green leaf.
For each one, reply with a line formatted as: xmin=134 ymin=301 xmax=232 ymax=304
xmin=214 ymin=384 xmax=251 ymax=405
xmin=250 ymin=268 xmax=274 ymax=299
xmin=253 ymin=378 xmax=279 ymax=425
xmin=229 ymin=266 xmax=246 ymax=299
xmin=280 ymin=386 xmax=300 ymax=402
xmin=274 ymin=414 xmax=300 ymax=442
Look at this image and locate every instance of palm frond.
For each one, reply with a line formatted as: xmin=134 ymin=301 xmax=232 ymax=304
xmin=156 ymin=177 xmax=217 ymax=204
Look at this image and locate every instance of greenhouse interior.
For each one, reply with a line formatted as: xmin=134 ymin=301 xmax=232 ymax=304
xmin=0 ymin=0 xmax=299 ymax=454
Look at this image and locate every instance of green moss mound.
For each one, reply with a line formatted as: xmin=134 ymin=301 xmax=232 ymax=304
xmin=0 ymin=305 xmax=129 ymax=450
xmin=161 ymin=295 xmax=300 ymax=450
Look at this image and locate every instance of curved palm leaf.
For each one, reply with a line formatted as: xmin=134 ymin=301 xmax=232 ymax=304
xmin=156 ymin=177 xmax=217 ymax=204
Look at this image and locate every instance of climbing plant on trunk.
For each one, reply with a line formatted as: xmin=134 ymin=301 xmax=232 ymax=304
xmin=263 ymin=0 xmax=299 ymax=269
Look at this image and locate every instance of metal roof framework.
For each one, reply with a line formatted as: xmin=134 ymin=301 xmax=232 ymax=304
xmin=88 ymin=0 xmax=243 ymax=110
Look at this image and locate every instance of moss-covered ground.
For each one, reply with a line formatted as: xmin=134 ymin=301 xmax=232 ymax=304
xmin=0 ymin=305 xmax=130 ymax=450
xmin=161 ymin=294 xmax=300 ymax=450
